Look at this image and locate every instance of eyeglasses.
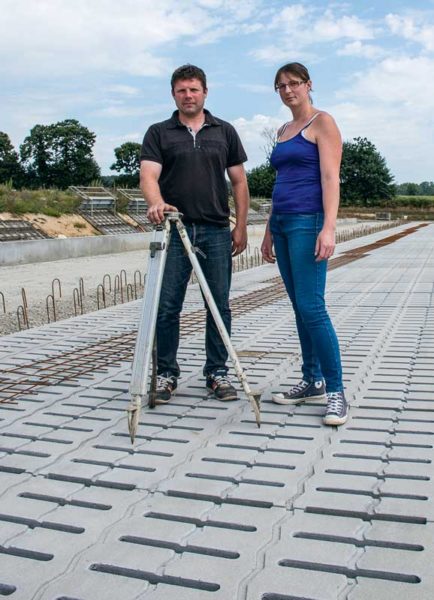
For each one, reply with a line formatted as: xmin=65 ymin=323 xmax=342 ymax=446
xmin=275 ymin=81 xmax=306 ymax=92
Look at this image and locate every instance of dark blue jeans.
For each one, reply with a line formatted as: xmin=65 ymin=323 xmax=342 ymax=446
xmin=156 ymin=223 xmax=232 ymax=378
xmin=270 ymin=212 xmax=343 ymax=392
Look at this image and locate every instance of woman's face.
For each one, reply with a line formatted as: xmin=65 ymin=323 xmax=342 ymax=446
xmin=275 ymin=71 xmax=310 ymax=107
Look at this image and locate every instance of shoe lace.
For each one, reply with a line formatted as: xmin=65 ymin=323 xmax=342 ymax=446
xmin=157 ymin=375 xmax=173 ymax=390
xmin=290 ymin=380 xmax=310 ymax=394
xmin=326 ymin=392 xmax=344 ymax=414
xmin=212 ymin=374 xmax=232 ymax=388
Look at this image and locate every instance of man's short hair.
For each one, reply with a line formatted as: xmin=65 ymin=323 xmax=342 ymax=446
xmin=171 ymin=64 xmax=207 ymax=91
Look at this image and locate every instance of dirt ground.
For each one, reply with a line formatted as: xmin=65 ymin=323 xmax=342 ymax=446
xmin=0 ymin=212 xmax=145 ymax=237
xmin=0 ymin=212 xmax=100 ymax=237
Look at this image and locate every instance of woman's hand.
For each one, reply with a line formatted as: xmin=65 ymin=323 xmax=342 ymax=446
xmin=261 ymin=229 xmax=276 ymax=263
xmin=315 ymin=227 xmax=335 ymax=261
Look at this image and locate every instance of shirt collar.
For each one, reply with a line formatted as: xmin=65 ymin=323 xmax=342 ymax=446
xmin=167 ymin=109 xmax=219 ymax=129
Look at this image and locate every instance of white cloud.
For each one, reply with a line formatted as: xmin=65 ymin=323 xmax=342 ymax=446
xmin=331 ymin=100 xmax=433 ymax=183
xmin=386 ymin=13 xmax=434 ymax=52
xmin=330 ymin=54 xmax=434 ymax=181
xmin=338 ymin=55 xmax=434 ymax=109
xmin=232 ymin=111 xmax=286 ymax=168
xmin=0 ymin=0 xmax=210 ymax=78
xmin=92 ymin=102 xmax=173 ymax=118
xmin=252 ymin=43 xmax=316 ymax=64
xmin=253 ymin=6 xmax=374 ymax=64
xmin=337 ymin=41 xmax=385 ymax=59
xmin=313 ymin=12 xmax=374 ymax=42
xmin=0 ymin=0 xmax=270 ymax=77
xmin=269 ymin=4 xmax=308 ymax=29
xmin=104 ymin=85 xmax=140 ymax=96
xmin=238 ymin=83 xmax=272 ymax=94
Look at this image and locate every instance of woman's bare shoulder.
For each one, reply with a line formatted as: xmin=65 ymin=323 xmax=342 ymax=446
xmin=312 ymin=111 xmax=340 ymax=134
xmin=314 ymin=111 xmax=336 ymax=125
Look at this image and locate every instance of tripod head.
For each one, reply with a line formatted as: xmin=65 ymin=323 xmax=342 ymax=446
xmin=164 ymin=211 xmax=183 ymax=222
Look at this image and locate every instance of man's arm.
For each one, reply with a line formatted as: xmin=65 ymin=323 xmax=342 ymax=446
xmin=227 ymin=164 xmax=249 ymax=256
xmin=140 ymin=160 xmax=177 ymax=224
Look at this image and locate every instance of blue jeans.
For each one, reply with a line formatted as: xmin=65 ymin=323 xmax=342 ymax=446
xmin=270 ymin=213 xmax=343 ymax=392
xmin=157 ymin=223 xmax=232 ymax=378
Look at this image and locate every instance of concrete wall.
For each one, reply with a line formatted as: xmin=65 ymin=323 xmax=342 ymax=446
xmin=0 ymin=233 xmax=152 ymax=266
xmin=0 ymin=223 xmax=272 ymax=267
xmin=0 ymin=220 xmax=358 ymax=267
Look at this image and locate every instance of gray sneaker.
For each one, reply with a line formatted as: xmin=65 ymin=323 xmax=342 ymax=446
xmin=206 ymin=371 xmax=238 ymax=402
xmin=272 ymin=380 xmax=326 ymax=405
xmin=323 ymin=391 xmax=348 ymax=426
xmin=155 ymin=373 xmax=177 ymax=405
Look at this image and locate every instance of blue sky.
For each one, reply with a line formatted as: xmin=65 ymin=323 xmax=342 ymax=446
xmin=1 ymin=0 xmax=434 ymax=183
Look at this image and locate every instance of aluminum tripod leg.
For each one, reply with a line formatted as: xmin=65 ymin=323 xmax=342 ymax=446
xmin=127 ymin=212 xmax=261 ymax=444
xmin=175 ymin=219 xmax=261 ymax=427
xmin=127 ymin=219 xmax=171 ymax=443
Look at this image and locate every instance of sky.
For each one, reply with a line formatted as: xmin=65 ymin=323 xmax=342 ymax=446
xmin=1 ymin=0 xmax=434 ymax=184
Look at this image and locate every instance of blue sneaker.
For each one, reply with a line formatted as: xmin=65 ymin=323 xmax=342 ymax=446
xmin=323 ymin=391 xmax=348 ymax=426
xmin=272 ymin=380 xmax=326 ymax=405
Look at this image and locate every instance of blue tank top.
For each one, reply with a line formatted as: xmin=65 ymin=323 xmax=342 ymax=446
xmin=270 ymin=117 xmax=323 ymax=214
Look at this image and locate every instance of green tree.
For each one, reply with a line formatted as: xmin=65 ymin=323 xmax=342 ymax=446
xmin=396 ymin=182 xmax=411 ymax=195
xmin=397 ymin=182 xmax=422 ymax=196
xmin=419 ymin=181 xmax=434 ymax=195
xmin=405 ymin=182 xmax=419 ymax=196
xmin=0 ymin=132 xmax=25 ymax=187
xmin=110 ymin=141 xmax=141 ymax=187
xmin=340 ymin=137 xmax=395 ymax=205
xmin=20 ymin=119 xmax=100 ymax=189
xmin=246 ymin=127 xmax=276 ymax=199
xmin=247 ymin=163 xmax=275 ymax=198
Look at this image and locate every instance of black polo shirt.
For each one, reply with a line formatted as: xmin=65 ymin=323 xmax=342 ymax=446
xmin=140 ymin=109 xmax=247 ymax=226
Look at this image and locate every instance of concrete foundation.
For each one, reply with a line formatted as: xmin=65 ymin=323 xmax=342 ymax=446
xmin=0 ymin=232 xmax=152 ymax=266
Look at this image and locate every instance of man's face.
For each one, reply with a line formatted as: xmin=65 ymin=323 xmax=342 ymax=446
xmin=172 ymin=78 xmax=207 ymax=118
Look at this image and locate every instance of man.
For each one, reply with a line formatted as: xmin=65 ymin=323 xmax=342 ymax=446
xmin=140 ymin=64 xmax=249 ymax=404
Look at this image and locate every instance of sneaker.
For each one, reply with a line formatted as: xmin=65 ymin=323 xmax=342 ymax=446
xmin=206 ymin=370 xmax=238 ymax=402
xmin=323 ymin=391 xmax=348 ymax=426
xmin=154 ymin=373 xmax=177 ymax=404
xmin=272 ymin=380 xmax=326 ymax=405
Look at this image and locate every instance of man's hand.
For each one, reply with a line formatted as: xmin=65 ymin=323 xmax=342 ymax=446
xmin=315 ymin=227 xmax=336 ymax=261
xmin=147 ymin=201 xmax=178 ymax=224
xmin=231 ymin=225 xmax=247 ymax=256
xmin=261 ymin=229 xmax=275 ymax=263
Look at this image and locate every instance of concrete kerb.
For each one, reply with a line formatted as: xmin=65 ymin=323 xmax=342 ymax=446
xmin=0 ymin=232 xmax=152 ymax=267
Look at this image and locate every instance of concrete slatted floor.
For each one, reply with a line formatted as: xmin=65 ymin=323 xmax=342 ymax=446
xmin=0 ymin=222 xmax=433 ymax=600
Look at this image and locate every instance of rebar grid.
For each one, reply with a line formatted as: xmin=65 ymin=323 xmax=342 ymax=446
xmin=0 ymin=224 xmax=427 ymax=404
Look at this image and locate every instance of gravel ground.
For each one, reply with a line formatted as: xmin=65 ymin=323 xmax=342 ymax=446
xmin=0 ymin=220 xmax=398 ymax=336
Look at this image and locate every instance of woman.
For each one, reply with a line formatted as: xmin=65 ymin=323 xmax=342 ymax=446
xmin=261 ymin=62 xmax=347 ymax=426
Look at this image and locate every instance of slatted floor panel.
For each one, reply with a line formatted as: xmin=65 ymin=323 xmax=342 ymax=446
xmin=0 ymin=223 xmax=433 ymax=599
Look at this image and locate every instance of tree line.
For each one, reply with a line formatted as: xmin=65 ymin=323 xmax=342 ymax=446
xmin=0 ymin=119 xmax=420 ymax=205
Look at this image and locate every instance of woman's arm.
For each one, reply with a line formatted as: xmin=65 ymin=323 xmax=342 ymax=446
xmin=312 ymin=113 xmax=342 ymax=261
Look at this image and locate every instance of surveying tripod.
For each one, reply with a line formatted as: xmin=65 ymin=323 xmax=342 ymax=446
xmin=127 ymin=212 xmax=261 ymax=443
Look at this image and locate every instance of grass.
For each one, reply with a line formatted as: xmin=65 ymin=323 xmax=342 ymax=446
xmin=392 ymin=195 xmax=434 ymax=207
xmin=0 ymin=185 xmax=80 ymax=216
xmin=2 ymin=186 xmax=434 ymax=221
